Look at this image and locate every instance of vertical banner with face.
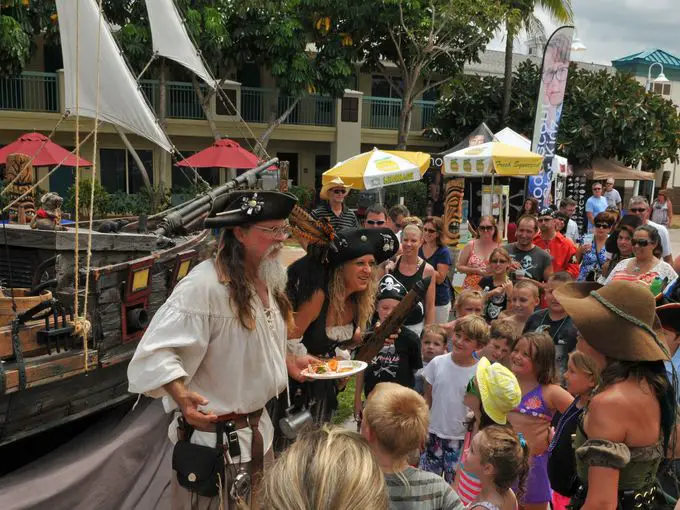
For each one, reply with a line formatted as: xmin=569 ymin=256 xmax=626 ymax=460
xmin=528 ymin=26 xmax=574 ymax=207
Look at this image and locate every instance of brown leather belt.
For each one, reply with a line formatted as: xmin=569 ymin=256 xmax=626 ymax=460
xmin=213 ymin=409 xmax=264 ymax=505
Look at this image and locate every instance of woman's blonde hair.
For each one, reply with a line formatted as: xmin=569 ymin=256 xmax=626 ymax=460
xmin=363 ymin=382 xmax=429 ymax=458
xmin=329 ymin=263 xmax=377 ymax=331
xmin=401 ymin=223 xmax=423 ymax=240
xmin=568 ymin=350 xmax=601 ymax=387
xmin=402 ymin=216 xmax=423 ymax=229
xmin=259 ymin=425 xmax=388 ymax=510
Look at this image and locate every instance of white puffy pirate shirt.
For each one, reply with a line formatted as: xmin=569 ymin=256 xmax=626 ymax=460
xmin=127 ymin=259 xmax=288 ymax=462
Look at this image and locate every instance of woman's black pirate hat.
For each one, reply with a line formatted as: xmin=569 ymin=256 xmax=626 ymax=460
xmin=204 ymin=191 xmax=297 ymax=229
xmin=329 ymin=228 xmax=399 ymax=266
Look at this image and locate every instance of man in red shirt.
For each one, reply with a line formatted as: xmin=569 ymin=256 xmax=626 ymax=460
xmin=534 ymin=208 xmax=580 ymax=279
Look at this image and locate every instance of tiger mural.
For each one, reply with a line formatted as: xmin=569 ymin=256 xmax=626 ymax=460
xmin=3 ymin=153 xmax=36 ymax=224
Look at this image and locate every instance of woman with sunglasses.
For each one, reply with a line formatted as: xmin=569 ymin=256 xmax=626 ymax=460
xmin=576 ymin=212 xmax=613 ymax=282
xmin=604 ymin=225 xmax=677 ymax=287
xmin=419 ymin=216 xmax=453 ymax=324
xmin=600 ymin=215 xmax=642 ymax=280
xmin=457 ymin=216 xmax=501 ymax=290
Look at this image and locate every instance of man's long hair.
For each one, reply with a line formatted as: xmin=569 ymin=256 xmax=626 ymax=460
xmin=214 ymin=229 xmax=293 ymax=331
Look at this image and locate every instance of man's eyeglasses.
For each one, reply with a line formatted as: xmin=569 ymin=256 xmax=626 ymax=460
xmin=595 ymin=223 xmax=611 ymax=229
xmin=631 ymin=238 xmax=650 ymax=247
xmin=630 ymin=208 xmax=647 ymax=213
xmin=423 ymin=227 xmax=438 ymax=233
xmin=478 ymin=225 xmax=494 ymax=231
xmin=542 ymin=66 xmax=569 ymax=84
xmin=251 ymin=223 xmax=291 ymax=238
xmin=366 ymin=220 xmax=386 ymax=226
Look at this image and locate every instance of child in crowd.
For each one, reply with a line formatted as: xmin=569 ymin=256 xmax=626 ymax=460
xmin=443 ymin=289 xmax=485 ymax=349
xmin=508 ymin=332 xmax=573 ymax=510
xmin=355 ymin=274 xmax=422 ymax=421
xmin=501 ymin=280 xmax=539 ymax=336
xmin=361 ymin=382 xmax=464 ymax=510
xmin=523 ymin=272 xmax=578 ymax=379
xmin=477 ymin=319 xmax=518 ymax=367
xmin=454 ymin=357 xmax=522 ymax=506
xmin=415 ymin=324 xmax=447 ymax=395
xmin=465 ymin=425 xmax=530 ymax=510
xmin=548 ymin=351 xmax=601 ymax=510
xmin=480 ymin=248 xmax=514 ymax=321
xmin=420 ymin=315 xmax=489 ymax=483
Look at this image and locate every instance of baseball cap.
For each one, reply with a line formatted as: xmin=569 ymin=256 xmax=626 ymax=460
xmin=476 ymin=357 xmax=521 ymax=425
xmin=538 ymin=208 xmax=554 ymax=218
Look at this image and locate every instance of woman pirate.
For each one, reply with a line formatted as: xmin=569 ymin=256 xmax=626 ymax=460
xmin=275 ymin=217 xmax=398 ymax=445
xmin=554 ymin=280 xmax=677 ymax=509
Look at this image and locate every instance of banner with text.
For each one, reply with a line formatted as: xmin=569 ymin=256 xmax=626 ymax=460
xmin=528 ymin=26 xmax=574 ymax=207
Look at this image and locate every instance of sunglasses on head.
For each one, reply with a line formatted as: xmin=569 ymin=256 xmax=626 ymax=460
xmin=632 ymin=238 xmax=650 ymax=247
xmin=478 ymin=225 xmax=494 ymax=231
xmin=630 ymin=208 xmax=647 ymax=213
xmin=423 ymin=227 xmax=438 ymax=233
xmin=595 ymin=223 xmax=611 ymax=229
xmin=366 ymin=219 xmax=385 ymax=226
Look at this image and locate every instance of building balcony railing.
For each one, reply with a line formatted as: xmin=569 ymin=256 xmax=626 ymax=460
xmin=0 ymin=73 xmax=436 ymax=133
xmin=240 ymin=87 xmax=335 ymax=126
xmin=362 ymin=96 xmax=436 ymax=131
xmin=0 ymin=72 xmax=59 ymax=112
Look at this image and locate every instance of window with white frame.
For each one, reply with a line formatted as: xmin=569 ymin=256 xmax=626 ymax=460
xmin=653 ymin=82 xmax=672 ymax=96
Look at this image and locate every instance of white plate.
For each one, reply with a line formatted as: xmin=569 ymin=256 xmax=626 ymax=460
xmin=301 ymin=360 xmax=368 ymax=380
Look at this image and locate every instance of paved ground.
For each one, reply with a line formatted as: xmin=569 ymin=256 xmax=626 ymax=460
xmin=670 ymin=228 xmax=680 ymax=258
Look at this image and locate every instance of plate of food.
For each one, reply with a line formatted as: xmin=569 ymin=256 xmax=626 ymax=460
xmin=301 ymin=358 xmax=368 ymax=380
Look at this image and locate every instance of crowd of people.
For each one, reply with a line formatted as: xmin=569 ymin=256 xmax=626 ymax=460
xmin=126 ymin=177 xmax=680 ymax=510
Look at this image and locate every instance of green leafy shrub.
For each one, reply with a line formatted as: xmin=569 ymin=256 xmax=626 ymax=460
xmin=289 ymin=185 xmax=314 ymax=208
xmin=385 ymin=182 xmax=428 ymax=217
xmin=64 ymin=178 xmax=109 ymax=219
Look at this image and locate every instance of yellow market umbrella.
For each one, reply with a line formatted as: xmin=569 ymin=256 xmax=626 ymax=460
xmin=442 ymin=141 xmax=542 ymax=177
xmin=323 ymin=147 xmax=430 ymax=190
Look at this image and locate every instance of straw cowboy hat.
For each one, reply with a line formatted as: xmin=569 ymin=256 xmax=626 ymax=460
xmin=554 ymin=280 xmax=670 ymax=362
xmin=320 ymin=177 xmax=352 ymax=200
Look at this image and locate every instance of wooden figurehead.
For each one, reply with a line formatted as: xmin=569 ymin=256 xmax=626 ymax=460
xmin=3 ymin=153 xmax=36 ymax=224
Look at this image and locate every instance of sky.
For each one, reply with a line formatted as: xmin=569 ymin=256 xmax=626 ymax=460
xmin=488 ymin=0 xmax=680 ymax=66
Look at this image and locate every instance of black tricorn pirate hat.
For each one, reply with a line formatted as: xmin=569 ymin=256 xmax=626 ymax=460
xmin=329 ymin=228 xmax=399 ymax=266
xmin=204 ymin=191 xmax=297 ymax=229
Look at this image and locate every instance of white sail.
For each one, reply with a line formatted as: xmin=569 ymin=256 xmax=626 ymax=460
xmin=145 ymin=0 xmax=236 ymax=88
xmin=56 ymin=0 xmax=173 ymax=152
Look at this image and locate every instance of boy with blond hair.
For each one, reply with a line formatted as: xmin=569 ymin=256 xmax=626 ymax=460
xmin=501 ymin=279 xmax=539 ymax=335
xmin=362 ymin=382 xmax=464 ymax=510
xmin=420 ymin=315 xmax=489 ymax=482
xmin=477 ymin=319 xmax=518 ymax=367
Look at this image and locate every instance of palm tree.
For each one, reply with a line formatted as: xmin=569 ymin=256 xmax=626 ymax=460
xmin=501 ymin=0 xmax=573 ymax=125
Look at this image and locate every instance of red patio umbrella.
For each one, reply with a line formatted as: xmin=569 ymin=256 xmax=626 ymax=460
xmin=0 ymin=132 xmax=92 ymax=167
xmin=176 ymin=138 xmax=267 ymax=169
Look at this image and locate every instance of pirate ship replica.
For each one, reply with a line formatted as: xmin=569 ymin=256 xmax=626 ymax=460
xmin=0 ymin=0 xmax=282 ymax=447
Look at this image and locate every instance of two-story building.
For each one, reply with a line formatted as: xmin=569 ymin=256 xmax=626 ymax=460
xmin=0 ymin=38 xmax=443 ymax=198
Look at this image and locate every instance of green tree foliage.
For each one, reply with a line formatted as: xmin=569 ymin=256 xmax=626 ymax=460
xmin=433 ymin=61 xmax=680 ymax=170
xmin=316 ymin=0 xmax=504 ymax=149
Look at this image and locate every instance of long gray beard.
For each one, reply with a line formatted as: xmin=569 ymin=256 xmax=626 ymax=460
xmin=258 ymin=245 xmax=288 ymax=295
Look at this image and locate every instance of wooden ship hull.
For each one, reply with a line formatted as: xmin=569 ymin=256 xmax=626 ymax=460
xmin=0 ymin=223 xmax=210 ymax=446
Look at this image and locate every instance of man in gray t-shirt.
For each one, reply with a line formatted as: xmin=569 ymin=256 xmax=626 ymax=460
xmin=504 ymin=216 xmax=553 ymax=283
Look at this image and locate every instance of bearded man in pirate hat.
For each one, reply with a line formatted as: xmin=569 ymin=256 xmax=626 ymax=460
xmin=128 ymin=190 xmax=316 ymax=509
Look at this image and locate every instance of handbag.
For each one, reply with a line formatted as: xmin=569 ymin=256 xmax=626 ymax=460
xmin=172 ymin=417 xmax=226 ymax=498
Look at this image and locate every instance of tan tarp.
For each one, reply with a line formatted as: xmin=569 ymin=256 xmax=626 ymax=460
xmin=573 ymin=158 xmax=655 ymax=181
xmin=0 ymin=397 xmax=172 ymax=510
